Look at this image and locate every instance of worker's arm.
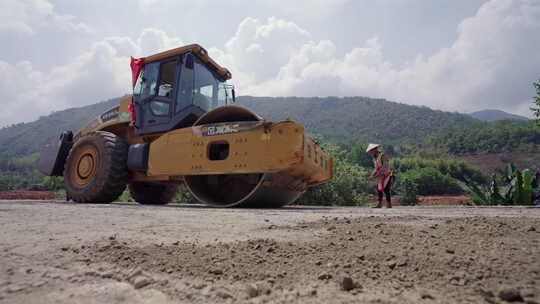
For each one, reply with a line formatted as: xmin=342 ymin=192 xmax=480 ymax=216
xmin=370 ymin=155 xmax=389 ymax=179
xmin=370 ymin=167 xmax=382 ymax=179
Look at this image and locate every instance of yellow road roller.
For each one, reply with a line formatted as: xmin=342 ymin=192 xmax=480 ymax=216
xmin=37 ymin=44 xmax=332 ymax=207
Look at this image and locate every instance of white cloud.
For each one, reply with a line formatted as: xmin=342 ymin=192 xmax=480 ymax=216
xmin=0 ymin=0 xmax=92 ymax=35
xmin=0 ymin=29 xmax=183 ymax=126
xmin=218 ymin=0 xmax=540 ymax=117
xmin=137 ymin=28 xmax=184 ymax=57
xmin=52 ymin=14 xmax=93 ymax=34
xmin=222 ymin=17 xmax=311 ymax=83
xmin=0 ymin=43 xmax=126 ymax=126
xmin=1 ymin=0 xmax=539 ymax=127
xmin=260 ymin=0 xmax=351 ymax=19
xmin=138 ymin=0 xmax=159 ymax=9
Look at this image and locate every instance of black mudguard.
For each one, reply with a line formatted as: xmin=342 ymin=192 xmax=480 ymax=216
xmin=36 ymin=131 xmax=74 ymax=176
xmin=127 ymin=143 xmax=149 ymax=171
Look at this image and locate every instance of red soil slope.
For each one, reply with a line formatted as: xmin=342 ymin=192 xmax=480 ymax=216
xmin=0 ymin=190 xmax=62 ymax=200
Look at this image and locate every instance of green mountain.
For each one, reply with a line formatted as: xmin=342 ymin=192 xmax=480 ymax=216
xmin=2 ymin=95 xmax=539 ymax=192
xmin=238 ymin=96 xmax=478 ymax=143
xmin=0 ymin=97 xmax=122 ymax=158
xmin=0 ymin=96 xmax=479 ymax=158
xmin=469 ymin=109 xmax=529 ymax=121
xmin=427 ymin=120 xmax=540 ymax=155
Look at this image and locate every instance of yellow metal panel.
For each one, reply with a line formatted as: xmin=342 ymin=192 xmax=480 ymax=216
xmin=144 ymin=44 xmax=200 ymax=63
xmin=267 ymin=122 xmax=305 ymax=170
xmin=75 ymin=96 xmax=132 ymax=139
xmin=144 ymin=44 xmax=231 ymax=80
xmin=147 ymin=127 xmax=193 ymax=175
xmin=148 ymin=122 xmax=299 ymax=176
xmin=297 ymin=138 xmax=333 ymax=185
xmin=147 ymin=121 xmax=333 ymax=186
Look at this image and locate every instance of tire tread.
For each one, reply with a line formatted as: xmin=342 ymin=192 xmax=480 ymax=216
xmin=64 ymin=131 xmax=129 ymax=203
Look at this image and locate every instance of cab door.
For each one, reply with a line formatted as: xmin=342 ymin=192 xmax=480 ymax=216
xmin=133 ymin=58 xmax=179 ymax=135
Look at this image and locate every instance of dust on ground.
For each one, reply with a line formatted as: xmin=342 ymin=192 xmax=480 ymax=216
xmin=366 ymin=195 xmax=472 ymax=206
xmin=0 ymin=200 xmax=539 ymax=303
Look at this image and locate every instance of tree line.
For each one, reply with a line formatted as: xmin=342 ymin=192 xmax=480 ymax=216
xmin=426 ymin=120 xmax=540 ymax=155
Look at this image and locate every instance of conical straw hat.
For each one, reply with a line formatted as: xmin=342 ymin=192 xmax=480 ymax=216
xmin=366 ymin=143 xmax=380 ymax=153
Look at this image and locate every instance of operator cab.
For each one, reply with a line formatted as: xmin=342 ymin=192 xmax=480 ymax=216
xmin=132 ymin=48 xmax=234 ymax=135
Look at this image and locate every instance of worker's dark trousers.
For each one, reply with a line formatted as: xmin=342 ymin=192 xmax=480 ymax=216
xmin=377 ymin=176 xmax=395 ymax=204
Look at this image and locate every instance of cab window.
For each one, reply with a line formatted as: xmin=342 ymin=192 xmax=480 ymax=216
xmin=149 ymin=60 xmax=177 ymax=116
xmin=176 ymin=56 xmax=194 ymax=113
xmin=193 ymin=60 xmax=217 ymax=111
xmin=150 ymin=101 xmax=170 ymax=116
xmin=133 ymin=62 xmax=159 ymax=99
xmin=157 ymin=60 xmax=177 ymax=98
xmin=175 ymin=54 xmax=229 ymax=113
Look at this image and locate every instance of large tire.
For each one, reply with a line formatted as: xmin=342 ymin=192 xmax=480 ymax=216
xmin=64 ymin=131 xmax=129 ymax=203
xmin=129 ymin=182 xmax=179 ymax=205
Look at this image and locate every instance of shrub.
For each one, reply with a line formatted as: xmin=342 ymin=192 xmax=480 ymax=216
xmin=347 ymin=143 xmax=379 ymax=168
xmin=41 ymin=176 xmax=64 ymax=191
xmin=297 ymin=143 xmax=369 ymax=206
xmin=116 ymin=190 xmax=134 ymax=202
xmin=397 ymin=178 xmax=420 ymax=205
xmin=0 ymin=177 xmax=10 ymax=191
xmin=173 ymin=187 xmax=195 ymax=204
xmin=396 ymin=167 xmax=462 ymax=195
xmin=392 ymin=157 xmax=486 ymax=184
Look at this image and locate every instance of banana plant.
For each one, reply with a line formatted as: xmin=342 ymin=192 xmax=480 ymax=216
xmin=489 ymin=175 xmax=513 ymax=205
xmin=530 ymin=170 xmax=540 ymax=205
xmin=460 ymin=163 xmax=540 ymax=206
xmin=512 ymin=170 xmax=524 ymax=205
xmin=522 ymin=169 xmax=534 ymax=205
xmin=459 ymin=177 xmax=491 ymax=205
xmin=504 ymin=163 xmax=517 ymax=183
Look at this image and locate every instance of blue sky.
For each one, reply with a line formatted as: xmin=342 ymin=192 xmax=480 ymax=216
xmin=0 ymin=0 xmax=539 ymax=126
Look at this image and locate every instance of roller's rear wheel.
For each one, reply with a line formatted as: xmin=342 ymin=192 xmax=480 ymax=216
xmin=129 ymin=182 xmax=179 ymax=205
xmin=63 ymin=131 xmax=129 ymax=203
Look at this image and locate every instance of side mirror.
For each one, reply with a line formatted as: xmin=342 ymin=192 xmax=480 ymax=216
xmin=232 ymin=88 xmax=236 ymax=103
xmin=185 ymin=54 xmax=194 ymax=70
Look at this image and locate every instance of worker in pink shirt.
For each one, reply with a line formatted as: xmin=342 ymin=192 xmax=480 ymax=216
xmin=367 ymin=144 xmax=395 ymax=208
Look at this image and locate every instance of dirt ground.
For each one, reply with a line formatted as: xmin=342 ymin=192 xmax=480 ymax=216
xmin=0 ymin=200 xmax=539 ymax=304
xmin=366 ymin=195 xmax=472 ymax=206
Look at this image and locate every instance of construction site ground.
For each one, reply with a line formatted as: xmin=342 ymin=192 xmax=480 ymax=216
xmin=0 ymin=200 xmax=539 ymax=304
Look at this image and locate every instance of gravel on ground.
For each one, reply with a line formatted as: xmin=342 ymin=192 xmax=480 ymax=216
xmin=0 ymin=200 xmax=539 ymax=303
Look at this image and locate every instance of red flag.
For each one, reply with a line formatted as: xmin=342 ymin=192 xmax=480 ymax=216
xmin=130 ymin=57 xmax=145 ymax=88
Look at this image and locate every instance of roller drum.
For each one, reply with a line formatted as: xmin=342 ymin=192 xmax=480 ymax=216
xmin=185 ymin=173 xmax=303 ymax=208
xmin=185 ymin=105 xmax=304 ymax=207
